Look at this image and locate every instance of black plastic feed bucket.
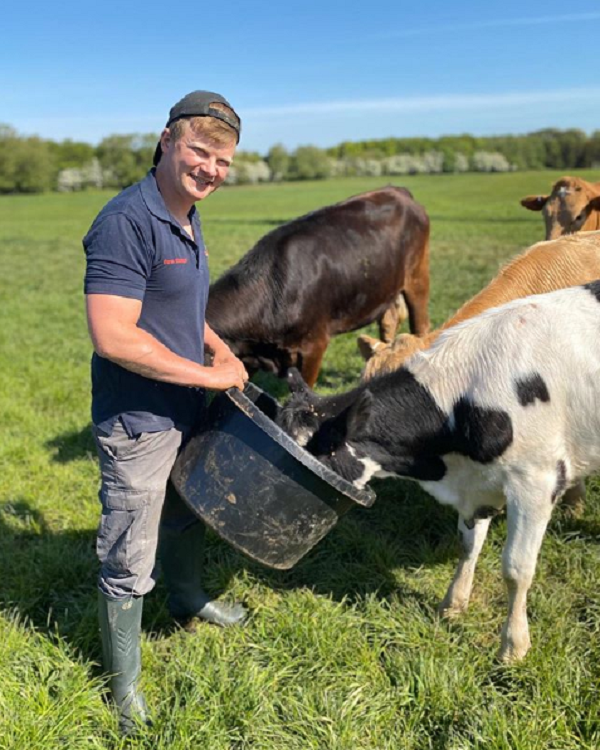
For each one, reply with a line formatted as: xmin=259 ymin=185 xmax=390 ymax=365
xmin=170 ymin=382 xmax=376 ymax=569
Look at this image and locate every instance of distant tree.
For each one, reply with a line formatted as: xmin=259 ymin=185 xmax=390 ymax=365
xmin=49 ymin=139 xmax=96 ymax=171
xmin=586 ymin=131 xmax=600 ymax=169
xmin=96 ymin=133 xmax=157 ymax=188
xmin=289 ymin=146 xmax=332 ymax=180
xmin=558 ymin=129 xmax=588 ymax=170
xmin=266 ymin=143 xmax=290 ymax=181
xmin=0 ymin=126 xmax=55 ymax=193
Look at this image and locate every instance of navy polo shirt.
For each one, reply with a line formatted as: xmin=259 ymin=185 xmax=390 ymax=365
xmin=83 ymin=169 xmax=210 ymax=436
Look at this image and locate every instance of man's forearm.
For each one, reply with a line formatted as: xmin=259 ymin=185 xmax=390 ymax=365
xmin=204 ymin=323 xmax=233 ymax=356
xmin=99 ymin=326 xmax=223 ymax=389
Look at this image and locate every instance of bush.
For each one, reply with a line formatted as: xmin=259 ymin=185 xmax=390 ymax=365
xmin=471 ymin=151 xmax=513 ymax=172
xmin=289 ymin=146 xmax=332 ymax=180
xmin=57 ymin=159 xmax=105 ymax=192
xmin=225 ymin=160 xmax=271 ymax=185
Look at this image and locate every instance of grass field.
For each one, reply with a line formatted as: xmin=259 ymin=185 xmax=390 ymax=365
xmin=1 ymin=171 xmax=599 ymax=749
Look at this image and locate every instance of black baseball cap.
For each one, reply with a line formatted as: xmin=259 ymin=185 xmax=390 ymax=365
xmin=153 ymin=90 xmax=241 ymax=166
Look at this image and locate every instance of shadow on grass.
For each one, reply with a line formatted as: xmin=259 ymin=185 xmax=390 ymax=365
xmin=46 ymin=424 xmax=96 ymax=463
xmin=3 ymin=474 xmax=597 ymax=665
xmin=224 ymin=479 xmax=462 ymax=603
xmin=0 ymin=477 xmax=461 ymax=660
xmin=0 ymin=499 xmax=101 ymax=660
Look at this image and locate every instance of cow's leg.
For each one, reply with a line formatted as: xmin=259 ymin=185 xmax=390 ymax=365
xmin=403 ymin=237 xmax=430 ymax=336
xmin=560 ymin=479 xmax=586 ymax=518
xmin=438 ymin=515 xmax=492 ymax=618
xmin=403 ymin=275 xmax=430 ymax=336
xmin=300 ymin=338 xmax=329 ymax=388
xmin=378 ymin=293 xmax=408 ymax=343
xmin=499 ymin=477 xmax=555 ymax=663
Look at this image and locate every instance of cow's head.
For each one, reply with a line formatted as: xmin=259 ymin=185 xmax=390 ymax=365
xmin=520 ymin=177 xmax=600 ymax=240
xmin=277 ymin=367 xmax=322 ymax=446
xmin=278 ymin=367 xmax=370 ymax=454
xmin=220 ymin=339 xmax=297 ymax=379
xmin=278 ymin=368 xmax=377 ymax=484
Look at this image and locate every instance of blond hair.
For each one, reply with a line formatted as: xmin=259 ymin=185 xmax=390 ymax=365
xmin=170 ymin=103 xmax=239 ymax=147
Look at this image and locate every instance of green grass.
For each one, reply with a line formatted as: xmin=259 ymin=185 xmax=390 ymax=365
xmin=1 ymin=171 xmax=600 ymax=748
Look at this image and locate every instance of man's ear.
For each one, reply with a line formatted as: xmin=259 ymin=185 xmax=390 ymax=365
xmin=160 ymin=127 xmax=172 ymax=154
xmin=520 ymin=194 xmax=548 ymax=211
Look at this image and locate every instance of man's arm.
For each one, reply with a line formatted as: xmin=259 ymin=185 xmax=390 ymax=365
xmin=205 ymin=323 xmax=235 ymax=360
xmin=86 ymin=294 xmax=247 ymax=391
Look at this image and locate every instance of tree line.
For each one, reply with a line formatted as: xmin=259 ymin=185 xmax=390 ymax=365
xmin=1 ymin=123 xmax=600 ymax=194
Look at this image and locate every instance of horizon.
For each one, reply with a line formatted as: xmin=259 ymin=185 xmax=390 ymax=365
xmin=4 ymin=1 xmax=599 ymax=154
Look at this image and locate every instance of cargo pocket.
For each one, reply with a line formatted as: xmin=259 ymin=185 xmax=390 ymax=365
xmin=95 ymin=421 xmax=143 ymax=462
xmin=96 ymin=488 xmax=150 ymax=575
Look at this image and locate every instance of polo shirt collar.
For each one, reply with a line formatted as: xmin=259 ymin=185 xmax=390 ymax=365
xmin=140 ymin=169 xmax=200 ymax=241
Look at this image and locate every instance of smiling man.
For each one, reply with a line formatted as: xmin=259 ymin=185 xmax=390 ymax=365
xmin=83 ymin=91 xmax=248 ymax=735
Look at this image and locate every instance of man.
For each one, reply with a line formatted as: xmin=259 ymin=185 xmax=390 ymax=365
xmin=83 ymin=91 xmax=249 ymax=734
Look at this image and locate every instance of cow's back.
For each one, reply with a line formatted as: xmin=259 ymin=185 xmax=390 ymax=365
xmin=208 ymin=187 xmax=429 ymax=343
xmin=409 ymin=285 xmax=600 ymax=461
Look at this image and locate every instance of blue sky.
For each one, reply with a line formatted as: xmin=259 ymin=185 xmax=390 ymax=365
xmin=3 ymin=0 xmax=599 ymax=155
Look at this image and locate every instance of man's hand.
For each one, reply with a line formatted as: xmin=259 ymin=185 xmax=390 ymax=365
xmin=203 ymin=323 xmax=249 ymax=390
xmin=207 ymin=359 xmax=249 ymax=392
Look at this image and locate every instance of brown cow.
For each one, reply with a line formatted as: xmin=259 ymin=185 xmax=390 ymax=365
xmin=206 ymin=187 xmax=430 ymax=387
xmin=520 ymin=176 xmax=600 ymax=239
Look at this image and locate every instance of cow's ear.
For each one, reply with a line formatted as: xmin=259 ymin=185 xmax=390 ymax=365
xmin=588 ymin=195 xmax=600 ymax=213
xmin=357 ymin=335 xmax=385 ymax=361
xmin=287 ymin=367 xmax=310 ymax=395
xmin=520 ymin=194 xmax=548 ymax=211
xmin=347 ymin=389 xmax=374 ymax=437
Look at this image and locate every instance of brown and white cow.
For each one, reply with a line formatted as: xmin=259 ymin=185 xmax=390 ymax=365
xmin=206 ymin=187 xmax=430 ymax=387
xmin=520 ymin=176 xmax=600 ymax=239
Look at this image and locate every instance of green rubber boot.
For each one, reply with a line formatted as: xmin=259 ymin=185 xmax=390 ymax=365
xmin=98 ymin=593 xmax=150 ymax=735
xmin=159 ymin=517 xmax=246 ymax=628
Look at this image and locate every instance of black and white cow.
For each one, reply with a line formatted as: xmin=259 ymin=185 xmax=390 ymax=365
xmin=277 ymin=282 xmax=600 ymax=662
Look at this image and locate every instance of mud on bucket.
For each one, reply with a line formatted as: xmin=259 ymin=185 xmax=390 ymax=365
xmin=170 ymin=382 xmax=376 ymax=570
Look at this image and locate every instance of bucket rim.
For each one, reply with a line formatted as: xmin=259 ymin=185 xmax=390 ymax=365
xmin=225 ymin=384 xmax=376 ymax=508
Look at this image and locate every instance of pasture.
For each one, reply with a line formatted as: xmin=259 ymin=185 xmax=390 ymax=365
xmin=1 ymin=171 xmax=599 ymax=749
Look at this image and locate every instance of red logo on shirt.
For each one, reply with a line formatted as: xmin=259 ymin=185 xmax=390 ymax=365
xmin=164 ymin=258 xmax=188 ymax=265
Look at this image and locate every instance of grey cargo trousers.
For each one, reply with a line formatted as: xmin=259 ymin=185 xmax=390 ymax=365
xmin=93 ymin=420 xmax=199 ymax=600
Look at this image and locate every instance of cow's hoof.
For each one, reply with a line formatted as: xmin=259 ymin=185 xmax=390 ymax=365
xmin=497 ymin=645 xmax=529 ymax=664
xmin=560 ymin=498 xmax=585 ymax=520
xmin=560 ymin=484 xmax=586 ymax=519
xmin=437 ymin=600 xmax=467 ymax=620
xmin=498 ymin=636 xmax=531 ymax=663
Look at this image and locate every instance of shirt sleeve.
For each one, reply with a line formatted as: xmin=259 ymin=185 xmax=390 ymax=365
xmin=83 ymin=212 xmax=151 ymax=299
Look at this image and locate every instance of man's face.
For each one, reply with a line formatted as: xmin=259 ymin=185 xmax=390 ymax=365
xmin=159 ymin=121 xmax=236 ymax=204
